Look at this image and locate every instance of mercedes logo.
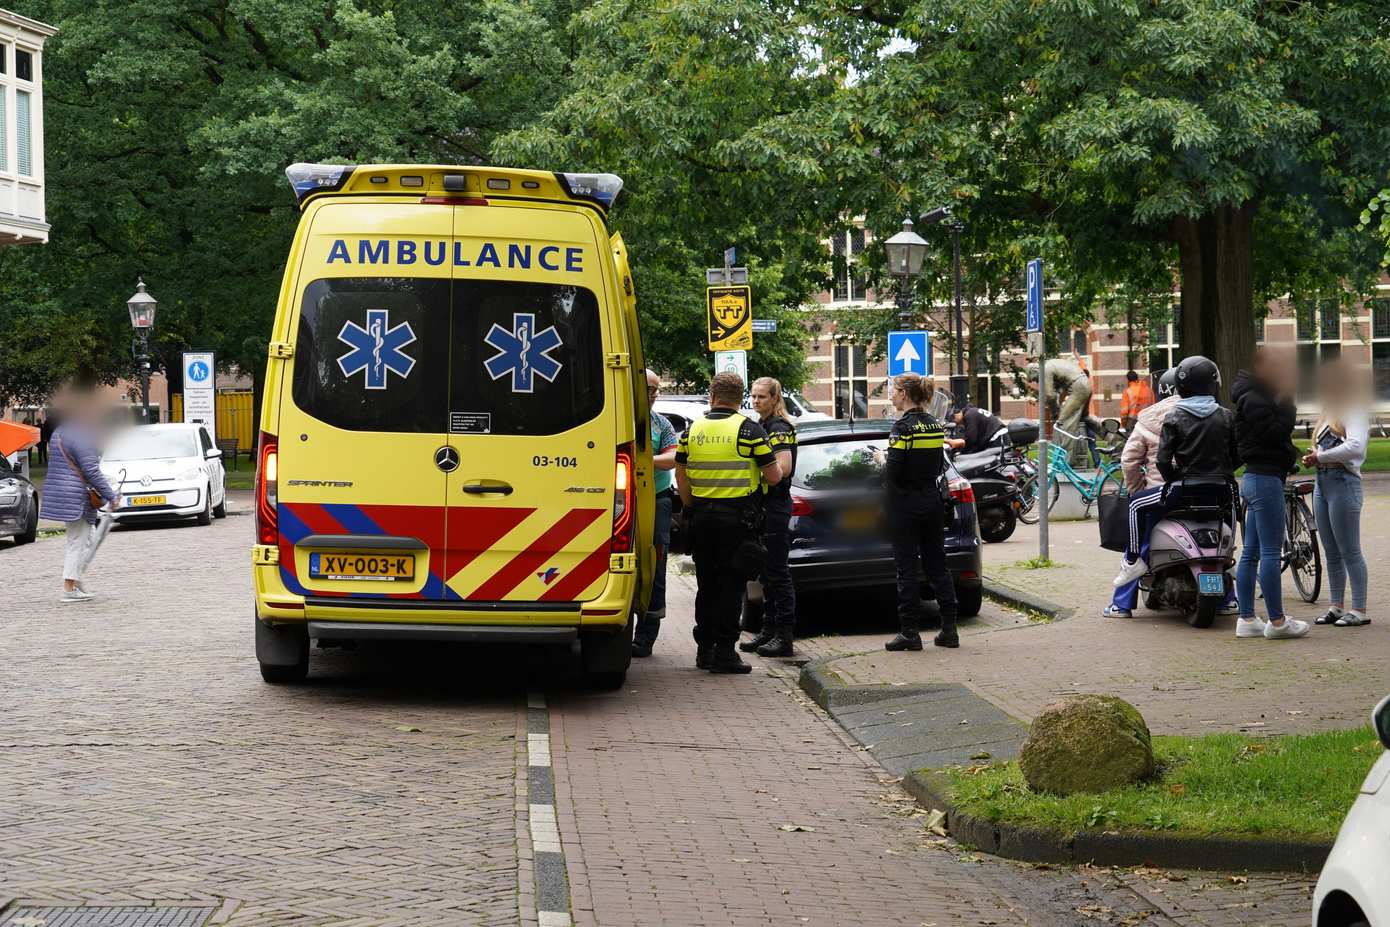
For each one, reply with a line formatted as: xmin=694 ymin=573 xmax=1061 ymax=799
xmin=434 ymin=446 xmax=460 ymax=473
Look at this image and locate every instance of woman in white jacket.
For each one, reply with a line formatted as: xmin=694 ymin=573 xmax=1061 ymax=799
xmin=1303 ymin=360 xmax=1371 ymax=627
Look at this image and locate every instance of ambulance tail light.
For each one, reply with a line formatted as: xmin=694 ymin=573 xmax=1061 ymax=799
xmin=556 ymin=172 xmax=624 ymax=210
xmin=255 ymin=432 xmax=279 ymax=545
xmin=611 ymin=443 xmax=635 ymax=553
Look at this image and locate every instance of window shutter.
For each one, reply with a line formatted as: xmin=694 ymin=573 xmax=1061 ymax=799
xmin=0 ymin=90 xmax=8 ymax=173
xmin=16 ymin=89 xmax=31 ymax=176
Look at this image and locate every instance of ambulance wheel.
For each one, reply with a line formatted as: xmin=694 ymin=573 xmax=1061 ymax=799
xmin=196 ymin=485 xmax=213 ymax=526
xmin=582 ymin=613 xmax=633 ymax=690
xmin=256 ymin=617 xmax=309 ymax=684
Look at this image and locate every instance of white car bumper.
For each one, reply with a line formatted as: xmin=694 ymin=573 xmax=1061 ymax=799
xmin=111 ymin=483 xmax=205 ymax=519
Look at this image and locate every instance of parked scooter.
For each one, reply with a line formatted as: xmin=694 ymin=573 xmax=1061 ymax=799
xmin=949 ymin=419 xmax=1038 ymax=543
xmin=1136 ymin=478 xmax=1237 ymax=628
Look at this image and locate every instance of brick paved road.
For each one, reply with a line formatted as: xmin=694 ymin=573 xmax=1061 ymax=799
xmin=0 ymin=493 xmax=1315 ymax=925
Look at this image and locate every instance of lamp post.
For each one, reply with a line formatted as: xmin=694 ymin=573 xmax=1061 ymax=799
xmin=126 ymin=277 xmax=157 ymax=424
xmin=883 ymin=217 xmax=928 ymax=329
xmin=920 ymin=206 xmax=968 ymax=408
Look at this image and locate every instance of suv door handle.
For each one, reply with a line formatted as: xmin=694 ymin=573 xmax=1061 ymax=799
xmin=462 ymin=481 xmax=513 ymax=496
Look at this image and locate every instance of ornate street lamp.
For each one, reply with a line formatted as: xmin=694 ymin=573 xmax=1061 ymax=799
xmin=127 ymin=277 xmax=157 ymax=423
xmin=883 ymin=218 xmax=928 ymax=329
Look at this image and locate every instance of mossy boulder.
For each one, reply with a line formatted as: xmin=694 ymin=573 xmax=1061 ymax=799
xmin=1019 ymin=695 xmax=1154 ymax=796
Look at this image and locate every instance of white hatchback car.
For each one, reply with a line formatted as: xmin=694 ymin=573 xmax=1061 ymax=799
xmin=101 ymin=423 xmax=227 ymax=525
xmin=1313 ymin=694 xmax=1390 ymax=927
xmin=653 ymin=389 xmax=830 ymax=436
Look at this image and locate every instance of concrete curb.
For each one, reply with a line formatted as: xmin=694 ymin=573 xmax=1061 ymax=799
xmin=982 ymin=578 xmax=1074 ymax=622
xmin=798 ymin=660 xmax=1332 ymax=873
xmin=902 ymin=768 xmax=1332 ymax=873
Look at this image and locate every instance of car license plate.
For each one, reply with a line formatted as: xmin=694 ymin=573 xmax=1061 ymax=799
xmin=840 ymin=507 xmax=879 ymax=534
xmin=309 ymin=552 xmax=415 ymax=582
xmin=1198 ymin=572 xmax=1225 ymax=596
xmin=127 ymin=495 xmax=167 ymax=507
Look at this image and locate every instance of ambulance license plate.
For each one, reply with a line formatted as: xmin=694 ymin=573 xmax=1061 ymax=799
xmin=127 ymin=495 xmax=167 ymax=507
xmin=1197 ymin=572 xmax=1224 ymax=596
xmin=309 ymin=552 xmax=415 ymax=582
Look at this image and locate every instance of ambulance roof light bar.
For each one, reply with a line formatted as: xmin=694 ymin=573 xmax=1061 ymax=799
xmin=286 ymin=162 xmax=355 ymax=205
xmin=555 ymin=172 xmax=624 ymax=210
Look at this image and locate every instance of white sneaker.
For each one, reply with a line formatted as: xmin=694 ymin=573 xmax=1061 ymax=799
xmin=1264 ymin=617 xmax=1311 ymax=640
xmin=60 ymin=589 xmax=94 ymax=604
xmin=1217 ymin=602 xmax=1239 ymax=616
xmin=1235 ymin=616 xmax=1267 ymax=638
xmin=1113 ymin=557 xmax=1148 ymax=587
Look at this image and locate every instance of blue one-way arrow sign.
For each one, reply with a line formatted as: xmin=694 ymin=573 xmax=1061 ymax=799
xmin=886 ymin=330 xmax=931 ymax=377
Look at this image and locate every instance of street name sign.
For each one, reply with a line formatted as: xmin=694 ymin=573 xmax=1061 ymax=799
xmin=707 ymin=285 xmax=753 ymax=351
xmin=750 ymin=319 xmax=777 ymax=333
xmin=886 ymin=330 xmax=931 ymax=377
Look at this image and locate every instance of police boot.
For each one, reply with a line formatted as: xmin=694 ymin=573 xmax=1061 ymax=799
xmin=739 ymin=625 xmax=777 ymax=653
xmin=934 ymin=614 xmax=960 ymax=649
xmin=708 ymin=645 xmax=753 ymax=674
xmin=696 ymin=644 xmax=714 ymax=670
xmin=756 ymin=621 xmax=795 ymax=657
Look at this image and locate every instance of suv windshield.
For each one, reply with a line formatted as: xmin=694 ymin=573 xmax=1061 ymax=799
xmin=292 ymin=277 xmax=603 ymax=435
xmin=106 ymin=430 xmax=200 ymax=460
xmin=794 ymin=438 xmax=887 ymax=489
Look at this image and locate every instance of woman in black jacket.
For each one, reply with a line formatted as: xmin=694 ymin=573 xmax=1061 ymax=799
xmin=1231 ymin=349 xmax=1308 ymax=640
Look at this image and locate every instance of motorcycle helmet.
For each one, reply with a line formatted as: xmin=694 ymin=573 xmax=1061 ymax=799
xmin=1174 ymin=355 xmax=1221 ymax=398
xmin=1156 ymin=367 xmax=1179 ymax=400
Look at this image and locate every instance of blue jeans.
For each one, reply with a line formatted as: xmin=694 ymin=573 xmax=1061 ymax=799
xmin=635 ymin=492 xmax=674 ymax=646
xmin=1314 ymin=469 xmax=1366 ymax=611
xmin=1237 ymin=473 xmax=1286 ymax=620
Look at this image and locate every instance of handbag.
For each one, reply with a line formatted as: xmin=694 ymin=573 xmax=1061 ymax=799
xmin=1097 ymin=489 xmax=1130 ymax=552
xmin=57 ymin=437 xmax=105 ymax=510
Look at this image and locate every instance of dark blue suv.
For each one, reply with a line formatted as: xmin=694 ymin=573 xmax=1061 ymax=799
xmin=748 ymin=418 xmax=983 ymax=621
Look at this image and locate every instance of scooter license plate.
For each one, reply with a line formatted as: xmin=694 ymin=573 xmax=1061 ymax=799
xmin=1197 ymin=572 xmax=1225 ymax=596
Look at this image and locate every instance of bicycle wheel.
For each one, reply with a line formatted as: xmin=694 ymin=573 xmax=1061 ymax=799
xmin=1016 ymin=472 xmax=1041 ymax=525
xmin=1286 ymin=496 xmax=1322 ymax=603
xmin=1043 ymin=475 xmax=1062 ymax=514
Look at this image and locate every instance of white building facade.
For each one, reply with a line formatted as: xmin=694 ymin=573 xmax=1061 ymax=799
xmin=0 ymin=7 xmax=53 ymax=247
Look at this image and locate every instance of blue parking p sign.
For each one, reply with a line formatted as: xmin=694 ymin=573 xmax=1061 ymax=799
xmin=886 ymin=331 xmax=931 ymax=377
xmin=1026 ymin=258 xmax=1044 ymax=333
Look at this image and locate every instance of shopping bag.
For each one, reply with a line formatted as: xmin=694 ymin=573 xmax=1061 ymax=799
xmin=1097 ymin=490 xmax=1130 ymax=552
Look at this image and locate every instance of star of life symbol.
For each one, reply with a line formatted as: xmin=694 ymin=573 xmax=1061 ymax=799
xmin=337 ymin=309 xmax=417 ymax=389
xmin=484 ymin=312 xmax=564 ymax=393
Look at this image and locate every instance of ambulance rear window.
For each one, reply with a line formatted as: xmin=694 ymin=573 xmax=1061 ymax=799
xmin=291 ymin=277 xmax=603 ymax=435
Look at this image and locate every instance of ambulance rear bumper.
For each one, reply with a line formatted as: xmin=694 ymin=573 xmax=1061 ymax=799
xmin=308 ymin=621 xmax=578 ymax=645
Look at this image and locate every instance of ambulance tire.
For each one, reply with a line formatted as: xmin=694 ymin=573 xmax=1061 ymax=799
xmin=256 ymin=616 xmax=309 ymax=684
xmin=581 ymin=612 xmax=633 ymax=691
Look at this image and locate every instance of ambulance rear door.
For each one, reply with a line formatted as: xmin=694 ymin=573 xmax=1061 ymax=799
xmin=275 ymin=201 xmax=454 ymax=602
xmin=441 ymin=205 xmax=617 ymax=609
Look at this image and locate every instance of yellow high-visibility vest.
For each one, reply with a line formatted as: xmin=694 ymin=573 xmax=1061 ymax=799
xmin=681 ymin=412 xmax=767 ymax=500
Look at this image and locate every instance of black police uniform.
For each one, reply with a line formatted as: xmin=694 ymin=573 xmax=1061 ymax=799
xmin=885 ymin=408 xmax=958 ymax=650
xmin=742 ymin=414 xmax=798 ymax=656
xmin=676 ymin=409 xmax=777 ymax=672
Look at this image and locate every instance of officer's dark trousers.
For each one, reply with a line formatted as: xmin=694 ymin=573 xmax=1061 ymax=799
xmin=759 ymin=509 xmax=795 ymax=635
xmin=888 ymin=492 xmax=956 ymax=633
xmin=691 ymin=501 xmax=751 ymax=651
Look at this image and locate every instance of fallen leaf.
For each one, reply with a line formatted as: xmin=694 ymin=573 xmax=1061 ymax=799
xmin=395 ymin=725 xmax=421 ymax=733
xmin=923 ymin=809 xmax=949 ymax=837
xmin=1228 ymin=875 xmax=1248 ymax=885
xmin=969 ymin=751 xmax=992 ymax=760
xmin=1168 ymin=784 xmax=1186 ymax=798
xmin=778 ymin=824 xmax=815 ymax=832
xmin=731 ymin=857 xmax=751 ymax=863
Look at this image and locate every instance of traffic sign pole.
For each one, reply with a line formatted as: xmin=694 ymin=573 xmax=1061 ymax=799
xmin=1026 ymin=258 xmax=1048 ymax=563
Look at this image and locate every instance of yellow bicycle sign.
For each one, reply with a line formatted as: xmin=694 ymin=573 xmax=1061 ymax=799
xmin=706 ymin=285 xmax=753 ymax=351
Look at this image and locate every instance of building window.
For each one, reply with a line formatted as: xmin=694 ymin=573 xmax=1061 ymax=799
xmin=1320 ymin=299 xmax=1341 ymax=341
xmin=0 ymin=44 xmax=8 ymax=75
xmin=831 ymin=228 xmax=866 ymax=303
xmin=833 ymin=341 xmax=868 ymax=418
xmin=1147 ymin=308 xmax=1180 ymax=373
xmin=16 ymin=90 xmax=31 ymax=176
xmin=1373 ymin=300 xmax=1390 ymax=339
xmin=1374 ymin=343 xmax=1390 ymax=402
xmin=1254 ymin=316 xmax=1265 ymax=343
xmin=15 ymin=48 xmax=31 ymax=82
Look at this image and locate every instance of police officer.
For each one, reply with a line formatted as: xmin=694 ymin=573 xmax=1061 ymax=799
xmin=741 ymin=376 xmax=798 ymax=657
xmin=880 ymin=373 xmax=958 ymax=651
xmin=676 ymin=372 xmax=784 ymax=673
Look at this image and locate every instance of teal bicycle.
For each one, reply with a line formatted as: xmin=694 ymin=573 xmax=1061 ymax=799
xmin=1041 ymin=426 xmax=1126 ymax=517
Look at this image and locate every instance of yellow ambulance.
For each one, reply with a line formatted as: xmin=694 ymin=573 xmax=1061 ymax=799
xmin=251 ymin=164 xmax=653 ymax=688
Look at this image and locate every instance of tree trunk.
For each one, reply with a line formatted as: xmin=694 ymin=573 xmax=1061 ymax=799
xmin=1173 ymin=203 xmax=1256 ymax=402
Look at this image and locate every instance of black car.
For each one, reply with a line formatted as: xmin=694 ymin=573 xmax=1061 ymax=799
xmin=747 ymin=418 xmax=983 ymax=621
xmin=0 ymin=454 xmax=40 ymax=546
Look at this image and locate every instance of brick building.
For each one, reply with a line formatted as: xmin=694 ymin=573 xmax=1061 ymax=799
xmin=797 ymin=227 xmax=1390 ymax=422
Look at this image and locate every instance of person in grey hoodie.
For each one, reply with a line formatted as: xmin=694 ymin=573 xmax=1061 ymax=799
xmin=1114 ymin=357 xmax=1238 ymax=590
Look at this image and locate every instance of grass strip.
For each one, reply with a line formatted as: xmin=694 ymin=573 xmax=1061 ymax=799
xmin=940 ymin=727 xmax=1382 ymax=841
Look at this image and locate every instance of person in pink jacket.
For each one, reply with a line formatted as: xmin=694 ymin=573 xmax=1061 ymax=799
xmin=1102 ymin=369 xmax=1236 ymax=619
